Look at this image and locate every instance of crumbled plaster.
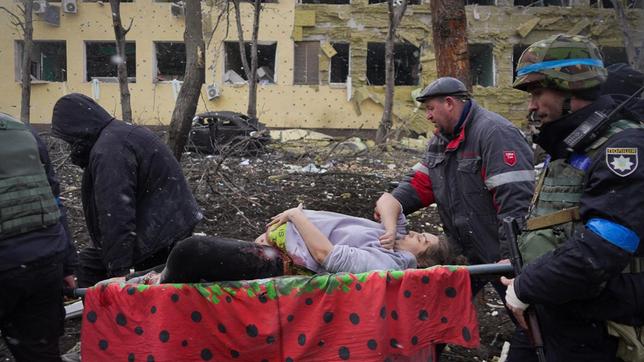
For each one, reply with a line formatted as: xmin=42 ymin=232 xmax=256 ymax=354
xmin=290 ymin=4 xmax=644 ymax=132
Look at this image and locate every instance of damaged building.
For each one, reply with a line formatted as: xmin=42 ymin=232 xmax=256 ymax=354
xmin=0 ymin=0 xmax=642 ymax=134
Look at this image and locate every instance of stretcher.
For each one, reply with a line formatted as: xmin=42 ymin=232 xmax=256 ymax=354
xmin=73 ymin=264 xmax=513 ymax=362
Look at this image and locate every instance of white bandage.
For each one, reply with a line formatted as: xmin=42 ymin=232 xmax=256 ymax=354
xmin=505 ymin=280 xmax=529 ymax=311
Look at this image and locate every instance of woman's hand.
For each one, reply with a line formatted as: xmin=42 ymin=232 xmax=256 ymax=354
xmin=267 ymin=203 xmax=304 ymax=229
xmin=378 ymin=229 xmax=396 ymax=249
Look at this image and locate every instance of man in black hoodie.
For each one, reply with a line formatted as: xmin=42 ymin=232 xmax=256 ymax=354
xmin=502 ymin=34 xmax=644 ymax=361
xmin=51 ymin=93 xmax=202 ymax=287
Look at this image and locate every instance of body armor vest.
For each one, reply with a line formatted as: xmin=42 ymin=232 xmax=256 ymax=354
xmin=519 ymin=119 xmax=644 ymax=266
xmin=0 ymin=114 xmax=60 ymax=240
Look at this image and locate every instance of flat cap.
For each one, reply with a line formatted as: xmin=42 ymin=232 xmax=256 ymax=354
xmin=416 ymin=77 xmax=469 ymax=102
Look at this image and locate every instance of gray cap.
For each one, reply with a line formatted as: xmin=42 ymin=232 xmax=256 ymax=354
xmin=416 ymin=77 xmax=470 ymax=102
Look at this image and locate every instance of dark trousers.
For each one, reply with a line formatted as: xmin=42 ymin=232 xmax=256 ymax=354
xmin=536 ymin=304 xmax=618 ymax=362
xmin=160 ymin=235 xmax=285 ymax=283
xmin=0 ymin=261 xmax=64 ymax=362
xmin=77 ymin=243 xmax=177 ymax=288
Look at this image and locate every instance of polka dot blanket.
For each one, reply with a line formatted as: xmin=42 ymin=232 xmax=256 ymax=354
xmin=81 ymin=266 xmax=478 ymax=361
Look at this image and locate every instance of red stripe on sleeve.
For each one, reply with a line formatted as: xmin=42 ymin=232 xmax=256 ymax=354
xmin=410 ymin=171 xmax=435 ymax=206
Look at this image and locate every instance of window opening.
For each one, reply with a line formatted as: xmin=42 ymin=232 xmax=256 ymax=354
xmin=469 ymin=43 xmax=494 ymax=87
xmin=366 ymin=42 xmax=420 ymax=86
xmin=224 ymin=42 xmax=277 ymax=84
xmin=294 ymin=41 xmax=320 ymax=85
xmin=330 ymin=42 xmax=350 ymax=84
xmin=155 ymin=42 xmax=187 ymax=81
xmin=86 ymin=41 xmax=136 ymax=82
xmin=16 ymin=40 xmax=66 ymax=82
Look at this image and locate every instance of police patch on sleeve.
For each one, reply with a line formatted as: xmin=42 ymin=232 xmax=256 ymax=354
xmin=606 ymin=147 xmax=638 ymax=177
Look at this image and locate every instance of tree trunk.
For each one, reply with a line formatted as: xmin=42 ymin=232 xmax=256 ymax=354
xmin=109 ymin=0 xmax=133 ymax=123
xmin=247 ymin=0 xmax=261 ymax=119
xmin=20 ymin=0 xmax=33 ymax=124
xmin=232 ymin=0 xmax=261 ymax=119
xmin=610 ymin=0 xmax=644 ymax=72
xmin=167 ymin=0 xmax=205 ymax=161
xmin=376 ymin=0 xmax=407 ymax=146
xmin=430 ymin=0 xmax=470 ymax=88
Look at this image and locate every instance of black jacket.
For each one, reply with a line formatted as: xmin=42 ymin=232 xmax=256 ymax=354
xmin=515 ymin=96 xmax=644 ymax=326
xmin=0 ymin=128 xmax=77 ymax=274
xmin=52 ymin=93 xmax=202 ymax=276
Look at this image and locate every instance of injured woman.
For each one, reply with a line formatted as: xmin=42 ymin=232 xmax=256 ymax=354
xmin=109 ymin=204 xmax=457 ymax=285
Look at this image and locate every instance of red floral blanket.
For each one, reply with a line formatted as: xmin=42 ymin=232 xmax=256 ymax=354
xmin=81 ymin=266 xmax=478 ymax=361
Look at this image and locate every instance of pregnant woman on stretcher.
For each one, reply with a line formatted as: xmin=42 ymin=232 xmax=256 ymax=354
xmin=104 ymin=204 xmax=455 ymax=285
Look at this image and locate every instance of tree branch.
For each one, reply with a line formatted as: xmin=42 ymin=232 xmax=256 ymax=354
xmin=123 ymin=16 xmax=134 ymax=34
xmin=0 ymin=6 xmax=25 ymax=32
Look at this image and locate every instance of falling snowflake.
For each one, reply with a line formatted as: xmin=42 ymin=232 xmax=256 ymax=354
xmin=610 ymin=155 xmax=634 ymax=172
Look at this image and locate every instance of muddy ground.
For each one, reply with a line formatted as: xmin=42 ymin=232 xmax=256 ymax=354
xmin=1 ymin=134 xmax=515 ymax=361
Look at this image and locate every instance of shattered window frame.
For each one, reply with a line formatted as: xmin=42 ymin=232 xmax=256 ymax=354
xmin=469 ymin=43 xmax=495 ymax=87
xmin=294 ymin=41 xmax=320 ymax=85
xmin=15 ymin=40 xmax=67 ymax=83
xmin=512 ymin=44 xmax=529 ymax=81
xmin=465 ymin=0 xmax=496 ymax=4
xmin=590 ymin=0 xmax=643 ymax=8
xmin=329 ymin=42 xmax=350 ymax=85
xmin=154 ymin=41 xmax=187 ymax=82
xmin=600 ymin=46 xmax=629 ymax=66
xmin=223 ymin=41 xmax=278 ymax=85
xmin=300 ymin=0 xmax=350 ymax=4
xmin=366 ymin=42 xmax=421 ymax=86
xmin=513 ymin=0 xmax=572 ymax=6
xmin=85 ymin=41 xmax=137 ymax=83
xmin=368 ymin=0 xmax=421 ymax=5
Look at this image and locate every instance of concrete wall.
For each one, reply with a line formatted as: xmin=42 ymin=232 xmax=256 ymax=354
xmin=0 ymin=0 xmax=641 ymax=133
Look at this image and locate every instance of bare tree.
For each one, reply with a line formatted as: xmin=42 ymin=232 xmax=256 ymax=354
xmin=1 ymin=0 xmax=34 ymax=124
xmin=167 ymin=0 xmax=206 ymax=160
xmin=375 ymin=0 xmax=409 ymax=146
xmin=430 ymin=0 xmax=470 ymax=87
xmin=231 ymin=0 xmax=261 ymax=119
xmin=610 ymin=0 xmax=644 ymax=72
xmin=109 ymin=0 xmax=134 ymax=123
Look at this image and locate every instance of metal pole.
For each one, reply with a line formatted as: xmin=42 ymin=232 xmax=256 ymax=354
xmin=67 ymin=263 xmax=514 ymax=299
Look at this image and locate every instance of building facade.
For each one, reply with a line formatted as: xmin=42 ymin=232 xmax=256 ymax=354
xmin=0 ymin=0 xmax=642 ymax=132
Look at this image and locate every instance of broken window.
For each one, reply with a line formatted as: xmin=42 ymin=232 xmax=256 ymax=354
xmin=469 ymin=44 xmax=494 ymax=87
xmin=366 ymin=42 xmax=420 ymax=86
xmin=514 ymin=0 xmax=570 ymax=6
xmin=590 ymin=0 xmax=643 ymax=8
xmin=369 ymin=0 xmax=421 ymax=4
xmin=294 ymin=41 xmax=320 ymax=85
xmin=155 ymin=42 xmax=186 ymax=82
xmin=330 ymin=42 xmax=350 ymax=84
xmin=512 ymin=44 xmax=529 ymax=81
xmin=15 ymin=40 xmax=66 ymax=82
xmin=85 ymin=42 xmax=136 ymax=82
xmin=224 ymin=41 xmax=277 ymax=84
xmin=465 ymin=0 xmax=495 ymax=4
xmin=600 ymin=47 xmax=629 ymax=66
xmin=301 ymin=0 xmax=349 ymax=3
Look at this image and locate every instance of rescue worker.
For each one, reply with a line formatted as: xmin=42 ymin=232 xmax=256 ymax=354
xmin=0 ymin=113 xmax=78 ymax=361
xmin=51 ymin=93 xmax=202 ymax=287
xmin=502 ymin=34 xmax=644 ymax=361
xmin=374 ymin=77 xmax=536 ymax=360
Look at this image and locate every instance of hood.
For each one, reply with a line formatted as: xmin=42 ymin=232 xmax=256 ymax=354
xmin=610 ymin=94 xmax=644 ymax=123
xmin=51 ymin=93 xmax=114 ymax=144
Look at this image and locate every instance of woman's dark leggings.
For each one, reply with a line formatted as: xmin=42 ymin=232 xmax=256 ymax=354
xmin=155 ymin=235 xmax=285 ymax=283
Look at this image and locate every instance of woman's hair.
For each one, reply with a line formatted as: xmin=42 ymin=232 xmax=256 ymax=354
xmin=415 ymin=235 xmax=467 ymax=268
